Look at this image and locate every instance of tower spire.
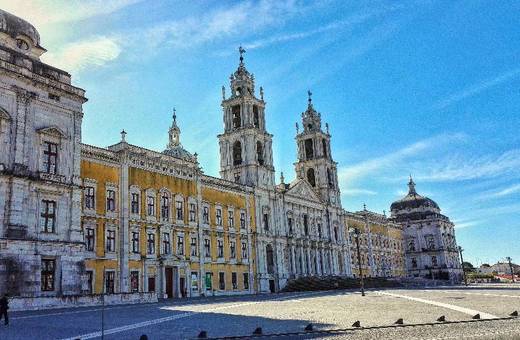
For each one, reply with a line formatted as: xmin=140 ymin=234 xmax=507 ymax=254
xmin=408 ymin=174 xmax=417 ymax=195
xmin=239 ymin=46 xmax=246 ymax=65
xmin=168 ymin=107 xmax=180 ymax=147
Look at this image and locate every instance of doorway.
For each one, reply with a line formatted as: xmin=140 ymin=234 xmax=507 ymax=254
xmin=179 ymin=276 xmax=186 ymax=297
xmin=165 ymin=267 xmax=174 ymax=298
xmin=269 ymin=279 xmax=275 ymax=293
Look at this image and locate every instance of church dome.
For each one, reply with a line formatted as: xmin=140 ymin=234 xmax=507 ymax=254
xmin=0 ymin=9 xmax=43 ymax=49
xmin=390 ymin=177 xmax=440 ymax=213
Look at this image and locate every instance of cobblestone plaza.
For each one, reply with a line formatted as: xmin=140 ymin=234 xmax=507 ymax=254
xmin=2 ymin=285 xmax=519 ymax=339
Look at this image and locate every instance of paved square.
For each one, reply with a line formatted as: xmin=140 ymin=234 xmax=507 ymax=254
xmin=2 ymin=285 xmax=519 ymax=339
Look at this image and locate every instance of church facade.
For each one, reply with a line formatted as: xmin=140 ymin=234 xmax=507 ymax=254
xmin=0 ymin=10 xmax=461 ymax=299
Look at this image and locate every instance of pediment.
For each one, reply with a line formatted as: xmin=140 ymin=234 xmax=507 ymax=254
xmin=37 ymin=126 xmax=68 ymax=139
xmin=286 ymin=179 xmax=323 ymax=203
xmin=0 ymin=107 xmax=10 ymax=120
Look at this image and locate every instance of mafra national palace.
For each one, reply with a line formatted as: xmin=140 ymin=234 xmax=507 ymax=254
xmin=0 ymin=10 xmax=463 ymax=301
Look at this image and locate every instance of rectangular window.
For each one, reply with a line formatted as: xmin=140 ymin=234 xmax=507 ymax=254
xmin=85 ymin=187 xmax=95 ymax=209
xmin=216 ymin=208 xmax=222 ymax=226
xmin=303 ymin=214 xmax=309 ymax=236
xmin=219 ymin=272 xmax=225 ymax=290
xmin=41 ymin=259 xmax=55 ymax=291
xmin=217 ymin=239 xmax=224 ymax=258
xmin=288 ymin=217 xmax=293 ymax=234
xmin=177 ymin=235 xmax=184 ymax=255
xmin=105 ymin=271 xmax=115 ymax=294
xmin=203 ymin=206 xmax=209 ymax=224
xmin=243 ymin=273 xmax=249 ymax=290
xmin=147 ymin=196 xmax=155 ymax=216
xmin=40 ymin=200 xmax=56 ymax=233
xmin=42 ymin=141 xmax=58 ymax=174
xmin=176 ymin=200 xmax=183 ymax=220
xmin=86 ymin=227 xmax=95 ymax=251
xmin=204 ymin=238 xmax=211 ymax=257
xmin=132 ymin=231 xmax=140 ymax=253
xmin=147 ymin=233 xmax=155 ymax=254
xmin=163 ymin=233 xmax=171 ymax=254
xmin=230 ymin=240 xmax=236 ymax=259
xmin=106 ymin=229 xmax=116 ymax=252
xmin=106 ymin=190 xmax=116 ymax=212
xmin=86 ymin=270 xmax=93 ymax=294
xmin=228 ymin=211 xmax=234 ymax=228
xmin=191 ymin=272 xmax=198 ymax=292
xmin=189 ymin=203 xmax=196 ymax=222
xmin=205 ymin=272 xmax=212 ymax=291
xmin=241 ymin=241 xmax=248 ymax=259
xmin=263 ymin=213 xmax=269 ymax=231
xmin=131 ymin=193 xmax=139 ymax=214
xmin=240 ymin=212 xmax=246 ymax=229
xmin=232 ymin=272 xmax=237 ymax=290
xmin=130 ymin=271 xmax=139 ymax=293
xmin=161 ymin=195 xmax=169 ymax=221
xmin=190 ymin=237 xmax=198 ymax=256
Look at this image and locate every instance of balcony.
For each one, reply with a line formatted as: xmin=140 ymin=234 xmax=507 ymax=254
xmin=38 ymin=172 xmax=66 ymax=184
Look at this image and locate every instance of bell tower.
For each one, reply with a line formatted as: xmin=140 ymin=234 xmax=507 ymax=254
xmin=294 ymin=91 xmax=341 ymax=207
xmin=218 ymin=47 xmax=275 ymax=188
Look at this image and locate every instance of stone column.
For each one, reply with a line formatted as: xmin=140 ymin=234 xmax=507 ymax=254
xmin=119 ymin=152 xmax=130 ymax=292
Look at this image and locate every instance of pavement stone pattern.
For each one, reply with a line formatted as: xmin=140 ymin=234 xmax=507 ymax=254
xmin=0 ymin=285 xmax=519 ymax=339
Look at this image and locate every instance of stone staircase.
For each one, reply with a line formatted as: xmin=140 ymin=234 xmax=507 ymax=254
xmin=281 ymin=275 xmax=402 ymax=292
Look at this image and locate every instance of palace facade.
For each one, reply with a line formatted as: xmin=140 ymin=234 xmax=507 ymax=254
xmin=0 ymin=10 xmax=462 ymax=298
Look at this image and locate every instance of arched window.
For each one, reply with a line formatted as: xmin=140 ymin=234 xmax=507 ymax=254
xmin=307 ymin=168 xmax=316 ymax=187
xmin=266 ymin=244 xmax=275 ymax=274
xmin=253 ymin=105 xmax=259 ymax=128
xmin=256 ymin=141 xmax=264 ymax=165
xmin=232 ymin=105 xmax=241 ymax=129
xmin=327 ymin=168 xmax=334 ymax=188
xmin=233 ymin=141 xmax=242 ymax=165
xmin=305 ymin=139 xmax=314 ymax=159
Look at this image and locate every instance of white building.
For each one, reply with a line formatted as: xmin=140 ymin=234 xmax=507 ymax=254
xmin=0 ymin=10 xmax=87 ymax=296
xmin=218 ymin=52 xmax=351 ymax=292
xmin=390 ymin=177 xmax=463 ymax=282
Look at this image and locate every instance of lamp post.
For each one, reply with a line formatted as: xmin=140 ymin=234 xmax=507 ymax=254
xmin=350 ymin=228 xmax=365 ymax=296
xmin=458 ymin=246 xmax=468 ymax=286
xmin=506 ymin=257 xmax=515 ymax=283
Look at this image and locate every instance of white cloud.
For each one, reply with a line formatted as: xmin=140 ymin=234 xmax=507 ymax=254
xmin=478 ymin=183 xmax=520 ymax=200
xmin=338 ymin=133 xmax=467 ymax=183
xmin=0 ymin=0 xmax=142 ymax=26
xmin=432 ymin=67 xmax=520 ymax=110
xmin=342 ymin=188 xmax=377 ymax=196
xmin=416 ymin=149 xmax=520 ymax=182
xmin=42 ymin=36 xmax=121 ymax=73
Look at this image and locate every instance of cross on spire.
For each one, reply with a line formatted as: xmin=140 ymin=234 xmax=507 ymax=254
xmin=239 ymin=46 xmax=246 ymax=63
xmin=307 ymin=90 xmax=312 ymax=104
xmin=172 ymin=107 xmax=177 ymax=124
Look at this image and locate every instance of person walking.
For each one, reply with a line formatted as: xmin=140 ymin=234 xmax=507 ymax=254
xmin=0 ymin=294 xmax=9 ymax=326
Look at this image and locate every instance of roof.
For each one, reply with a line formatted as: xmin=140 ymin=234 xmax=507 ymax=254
xmin=0 ymin=9 xmax=43 ymax=49
xmin=390 ymin=176 xmax=440 ymax=213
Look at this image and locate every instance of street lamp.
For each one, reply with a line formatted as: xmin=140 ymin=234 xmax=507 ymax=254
xmin=506 ymin=257 xmax=515 ymax=283
xmin=458 ymin=246 xmax=468 ymax=286
xmin=349 ymin=227 xmax=365 ymax=296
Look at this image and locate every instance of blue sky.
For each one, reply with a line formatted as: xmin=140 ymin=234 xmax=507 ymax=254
xmin=4 ymin=0 xmax=519 ymax=266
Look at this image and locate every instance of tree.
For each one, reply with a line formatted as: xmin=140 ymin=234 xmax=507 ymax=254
xmin=462 ymin=261 xmax=475 ymax=272
xmin=481 ymin=263 xmax=490 ymax=268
